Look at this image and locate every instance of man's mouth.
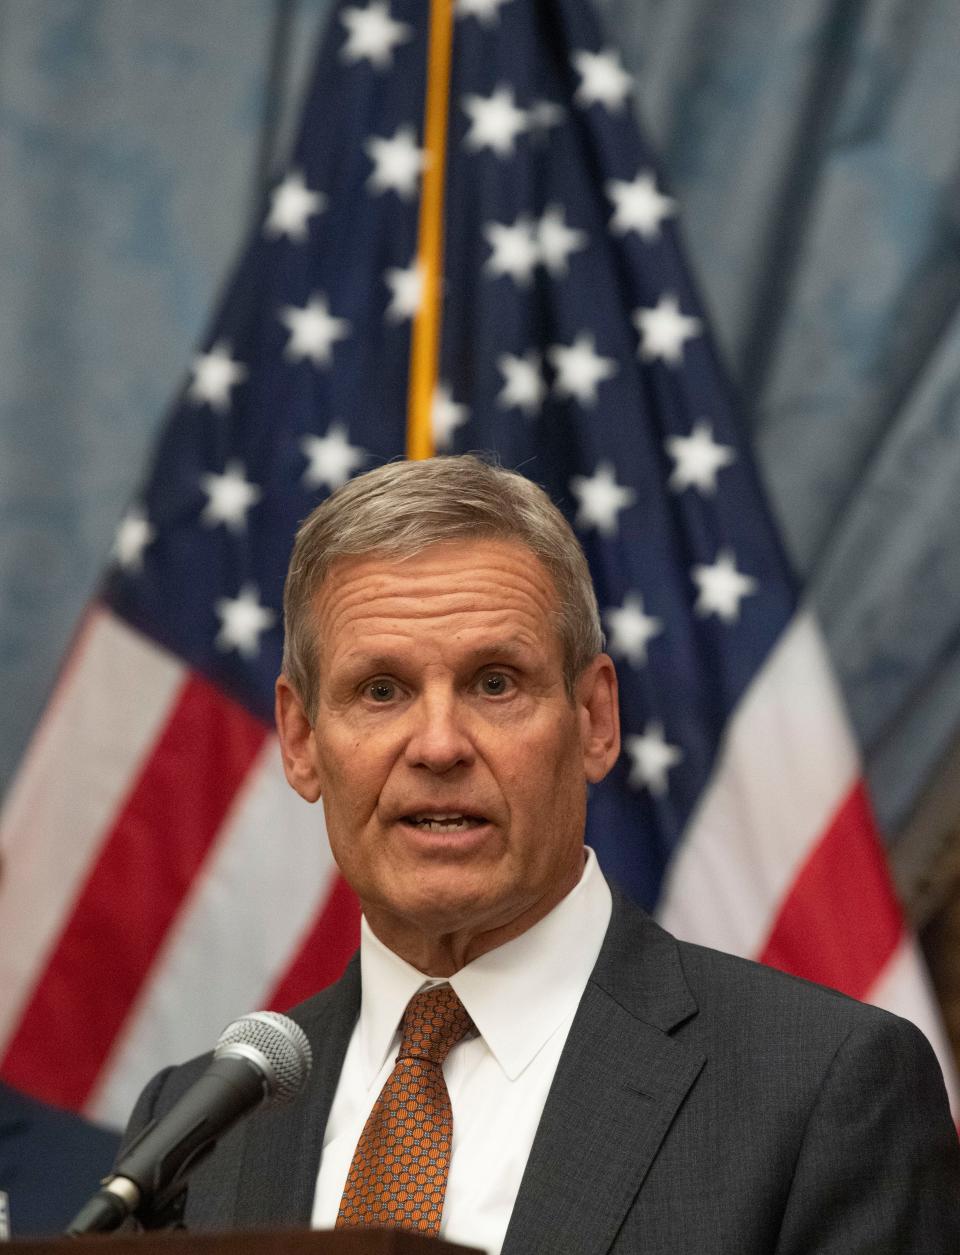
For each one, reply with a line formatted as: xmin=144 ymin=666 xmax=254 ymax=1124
xmin=402 ymin=813 xmax=487 ymax=833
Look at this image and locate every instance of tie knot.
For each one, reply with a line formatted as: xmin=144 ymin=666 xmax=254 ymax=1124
xmin=398 ymin=984 xmax=473 ymax=1065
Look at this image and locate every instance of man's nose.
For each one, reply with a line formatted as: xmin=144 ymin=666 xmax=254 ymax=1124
xmin=404 ymin=690 xmax=474 ymax=773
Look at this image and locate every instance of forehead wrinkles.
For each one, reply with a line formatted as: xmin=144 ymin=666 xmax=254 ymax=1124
xmin=315 ymin=545 xmax=561 ymax=651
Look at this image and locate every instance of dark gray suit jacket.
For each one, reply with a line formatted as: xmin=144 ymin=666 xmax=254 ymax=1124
xmin=124 ymin=892 xmax=960 ymax=1252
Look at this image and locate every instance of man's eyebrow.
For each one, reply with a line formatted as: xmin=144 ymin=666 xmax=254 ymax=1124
xmin=460 ymin=639 xmax=532 ymax=663
xmin=336 ymin=653 xmax=403 ymax=677
xmin=339 ymin=639 xmax=534 ymax=675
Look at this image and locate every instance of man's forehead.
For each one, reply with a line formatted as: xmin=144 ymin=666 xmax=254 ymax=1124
xmin=314 ymin=538 xmax=560 ymax=602
xmin=308 ymin=540 xmax=565 ymax=660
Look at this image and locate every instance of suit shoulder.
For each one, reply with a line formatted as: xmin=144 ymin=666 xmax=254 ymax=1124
xmin=676 ymin=934 xmax=870 ymax=1009
xmin=603 ymin=889 xmax=908 ymax=1042
xmin=674 ymin=934 xmax=935 ymax=1053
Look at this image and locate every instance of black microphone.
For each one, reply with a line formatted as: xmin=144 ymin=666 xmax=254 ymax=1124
xmin=66 ymin=1010 xmax=312 ymax=1235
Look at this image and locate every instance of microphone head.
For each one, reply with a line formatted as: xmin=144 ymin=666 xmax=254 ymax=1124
xmin=214 ymin=1011 xmax=312 ymax=1103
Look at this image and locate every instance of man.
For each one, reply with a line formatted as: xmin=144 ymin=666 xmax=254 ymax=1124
xmin=124 ymin=455 xmax=960 ymax=1252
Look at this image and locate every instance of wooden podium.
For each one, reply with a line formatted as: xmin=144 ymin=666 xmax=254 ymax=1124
xmin=4 ymin=1231 xmax=481 ymax=1254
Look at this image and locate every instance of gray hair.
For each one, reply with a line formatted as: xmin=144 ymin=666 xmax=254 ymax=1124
xmin=282 ymin=454 xmax=604 ymax=717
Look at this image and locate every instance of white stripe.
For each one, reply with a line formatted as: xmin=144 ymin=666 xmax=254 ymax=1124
xmin=0 ymin=608 xmax=185 ymax=1050
xmin=86 ymin=737 xmax=339 ymax=1127
xmin=868 ymin=936 xmax=960 ymax=1115
xmin=656 ymin=611 xmax=858 ymax=957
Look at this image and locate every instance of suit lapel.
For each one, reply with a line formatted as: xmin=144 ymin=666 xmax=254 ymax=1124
xmin=502 ymin=894 xmax=705 ymax=1255
xmin=231 ymin=958 xmax=362 ymax=1227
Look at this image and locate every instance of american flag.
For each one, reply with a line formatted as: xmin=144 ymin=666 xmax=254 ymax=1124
xmin=1 ymin=0 xmax=954 ymax=1128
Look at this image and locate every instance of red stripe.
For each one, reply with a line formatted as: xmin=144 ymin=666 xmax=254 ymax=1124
xmin=759 ymin=781 xmax=903 ymax=1000
xmin=0 ymin=674 xmax=267 ymax=1110
xmin=266 ymin=873 xmax=360 ymax=1010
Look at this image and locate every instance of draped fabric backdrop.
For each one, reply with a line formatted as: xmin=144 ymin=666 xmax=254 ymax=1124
xmin=2 ymin=0 xmax=960 ymax=1032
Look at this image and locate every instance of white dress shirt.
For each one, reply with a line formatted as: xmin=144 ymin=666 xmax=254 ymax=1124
xmin=312 ymin=848 xmax=612 ymax=1254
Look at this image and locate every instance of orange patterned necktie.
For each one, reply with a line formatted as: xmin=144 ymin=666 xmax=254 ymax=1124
xmin=336 ymin=983 xmax=474 ymax=1235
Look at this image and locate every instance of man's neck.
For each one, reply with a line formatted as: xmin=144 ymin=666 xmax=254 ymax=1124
xmin=363 ymin=858 xmax=587 ymax=976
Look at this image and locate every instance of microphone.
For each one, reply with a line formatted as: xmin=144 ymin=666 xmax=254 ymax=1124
xmin=66 ymin=1011 xmax=312 ymax=1235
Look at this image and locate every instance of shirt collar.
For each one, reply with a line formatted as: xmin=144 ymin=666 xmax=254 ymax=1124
xmin=357 ymin=847 xmax=612 ymax=1084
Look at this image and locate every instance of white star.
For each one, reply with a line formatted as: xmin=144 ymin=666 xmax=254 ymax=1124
xmin=634 ymin=292 xmax=702 ymax=365
xmin=188 ymin=341 xmax=247 ymax=413
xmin=263 ymin=170 xmax=326 ymax=242
xmin=484 ymin=217 xmax=539 ymax=286
xmin=301 ymin=423 xmax=367 ymax=491
xmin=113 ymin=506 xmax=155 ymax=572
xmin=606 ymin=169 xmax=676 ymax=241
xmin=572 ymin=48 xmax=634 ymax=111
xmin=569 ymin=461 xmax=637 ymax=536
xmin=604 ymin=594 xmax=663 ymax=667
xmin=625 ymin=721 xmax=683 ymax=795
xmin=215 ymin=585 xmax=276 ymax=659
xmin=384 ymin=259 xmax=423 ymax=322
xmin=462 ymin=86 xmax=528 ymax=157
xmin=692 ymin=549 xmax=758 ymax=622
xmin=340 ymin=2 xmax=412 ymax=67
xmin=497 ymin=351 xmax=546 ymax=416
xmin=366 ymin=126 xmax=425 ymax=199
xmin=456 ymin=0 xmax=513 ymax=22
xmin=200 ymin=461 xmax=262 ymax=533
xmin=548 ymin=332 xmax=618 ymax=406
xmin=280 ymin=294 xmax=351 ymax=366
xmin=537 ymin=205 xmax=588 ymax=277
xmin=432 ymin=383 xmax=469 ymax=450
xmin=666 ymin=420 xmax=736 ymax=494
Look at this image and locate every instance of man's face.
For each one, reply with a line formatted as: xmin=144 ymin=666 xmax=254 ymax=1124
xmin=275 ymin=538 xmax=619 ymax=971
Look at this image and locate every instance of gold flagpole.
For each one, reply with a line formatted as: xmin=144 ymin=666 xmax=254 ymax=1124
xmin=405 ymin=0 xmax=454 ymax=461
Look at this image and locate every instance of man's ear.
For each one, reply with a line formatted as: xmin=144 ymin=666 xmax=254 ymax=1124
xmin=578 ymin=654 xmax=621 ymax=784
xmin=275 ymin=675 xmax=322 ymax=803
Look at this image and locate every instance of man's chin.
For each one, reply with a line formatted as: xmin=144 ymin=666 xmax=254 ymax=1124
xmin=396 ymin=892 xmax=503 ymax=938
xmin=364 ymin=877 xmax=518 ymax=952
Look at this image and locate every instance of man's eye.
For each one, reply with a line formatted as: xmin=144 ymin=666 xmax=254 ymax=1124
xmin=480 ymin=672 xmax=511 ymax=696
xmin=366 ymin=679 xmax=396 ymax=702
